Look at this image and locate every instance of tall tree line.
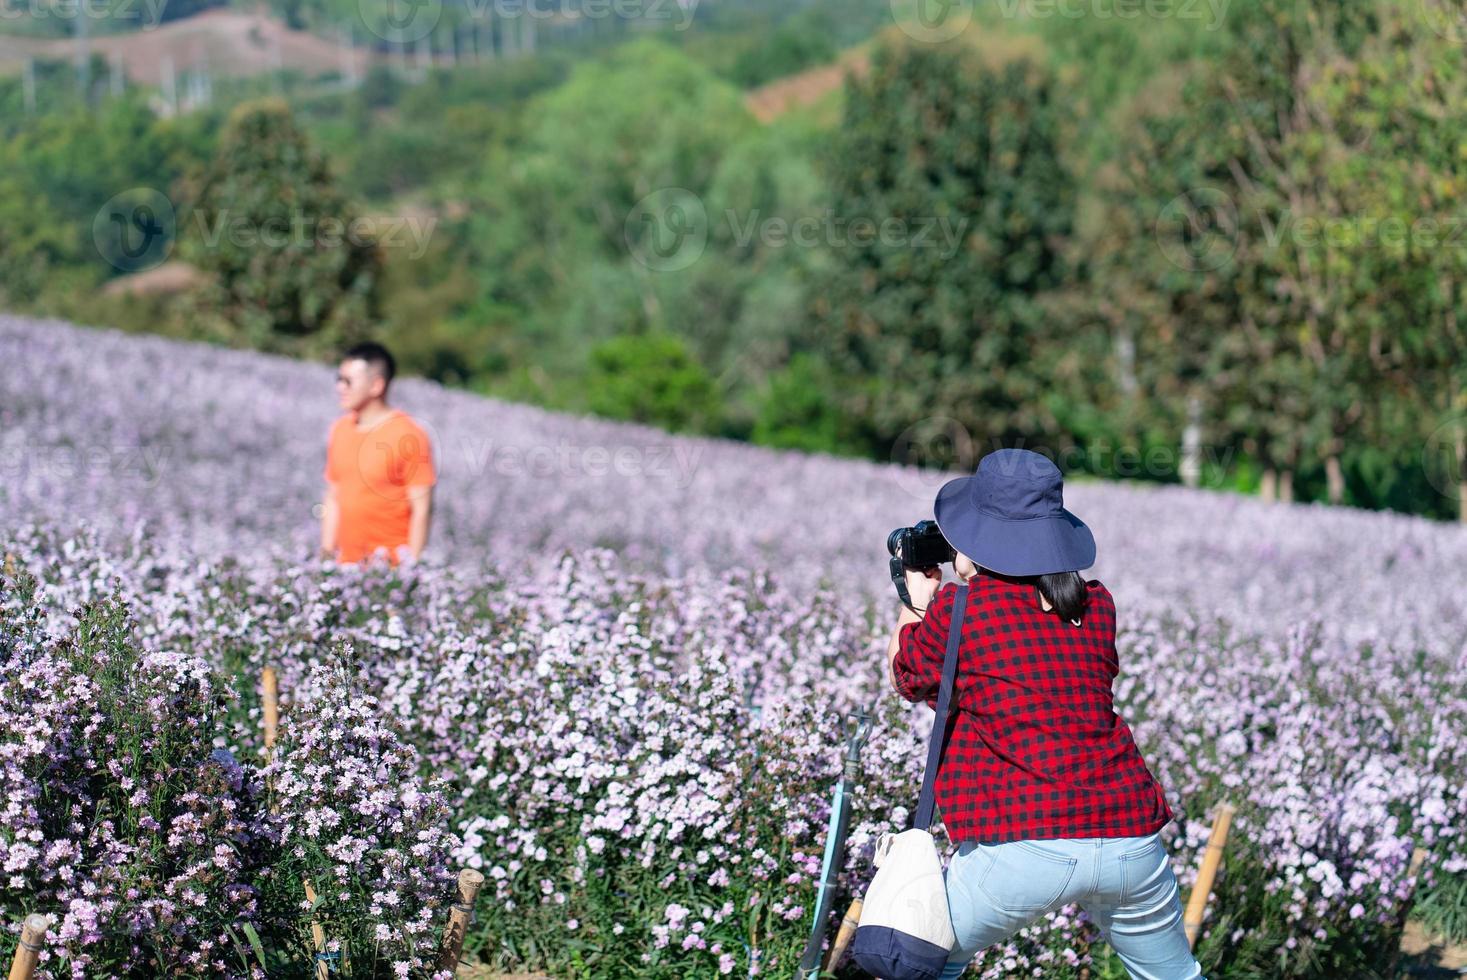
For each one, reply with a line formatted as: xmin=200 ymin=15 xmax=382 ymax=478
xmin=809 ymin=3 xmax=1467 ymax=520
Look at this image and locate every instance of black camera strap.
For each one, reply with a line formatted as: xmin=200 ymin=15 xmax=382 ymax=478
xmin=889 ymin=555 xmax=918 ymax=612
xmin=913 ymin=582 xmax=968 ymax=832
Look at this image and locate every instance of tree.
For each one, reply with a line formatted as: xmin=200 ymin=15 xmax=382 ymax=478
xmin=181 ymin=98 xmax=381 ymax=359
xmin=751 ymin=353 xmax=864 ymax=455
xmin=1331 ymin=1 xmax=1467 ymax=520
xmin=458 ymin=40 xmax=772 ymax=424
xmin=1089 ymin=0 xmax=1452 ymax=507
xmin=585 ymin=332 xmax=722 ymax=433
xmin=807 ymin=35 xmax=1076 ymax=463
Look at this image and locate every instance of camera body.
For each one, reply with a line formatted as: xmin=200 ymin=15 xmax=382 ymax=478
xmin=887 ymin=520 xmax=955 ymax=610
xmin=887 ymin=520 xmax=956 ymax=570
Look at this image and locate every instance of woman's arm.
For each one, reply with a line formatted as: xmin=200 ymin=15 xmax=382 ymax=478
xmin=887 ymin=566 xmax=943 ymax=697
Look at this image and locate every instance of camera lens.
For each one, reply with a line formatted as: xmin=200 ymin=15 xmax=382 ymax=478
xmin=886 ymin=528 xmax=905 ymax=557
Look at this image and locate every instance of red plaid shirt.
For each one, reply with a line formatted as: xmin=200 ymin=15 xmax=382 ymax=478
xmin=892 ymin=573 xmax=1173 ymax=843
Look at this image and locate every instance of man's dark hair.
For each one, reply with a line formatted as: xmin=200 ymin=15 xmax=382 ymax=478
xmin=343 ymin=342 xmax=396 ymax=387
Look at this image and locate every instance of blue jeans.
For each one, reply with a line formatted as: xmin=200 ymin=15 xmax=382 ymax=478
xmin=938 ymin=831 xmax=1203 ymax=979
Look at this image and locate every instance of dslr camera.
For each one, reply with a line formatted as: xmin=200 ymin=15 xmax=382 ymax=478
xmin=887 ymin=520 xmax=955 ymax=610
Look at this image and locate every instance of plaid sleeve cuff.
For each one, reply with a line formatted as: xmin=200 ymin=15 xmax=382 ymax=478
xmin=891 ymin=585 xmax=954 ymax=705
xmin=892 ymin=621 xmax=930 ymax=703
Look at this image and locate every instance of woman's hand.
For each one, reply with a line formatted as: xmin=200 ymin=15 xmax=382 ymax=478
xmin=903 ymin=566 xmax=943 ymax=612
xmin=889 ymin=565 xmax=943 ymax=697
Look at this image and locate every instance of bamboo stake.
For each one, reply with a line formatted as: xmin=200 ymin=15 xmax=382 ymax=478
xmin=1184 ymin=802 xmax=1236 ymax=949
xmin=821 ymin=897 xmax=862 ymax=974
xmin=1387 ymin=846 xmax=1431 ymax=974
xmin=303 ymin=880 xmax=330 ymax=980
xmin=262 ymin=666 xmax=279 ymax=756
xmin=436 ymin=868 xmax=486 ymax=972
xmin=2 ymin=553 xmax=16 ymax=578
xmin=1404 ymin=846 xmax=1428 ymax=891
xmin=7 ymin=914 xmax=47 ymax=980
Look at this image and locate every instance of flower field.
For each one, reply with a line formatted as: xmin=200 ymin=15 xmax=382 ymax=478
xmin=2 ymin=314 xmax=1466 ymax=978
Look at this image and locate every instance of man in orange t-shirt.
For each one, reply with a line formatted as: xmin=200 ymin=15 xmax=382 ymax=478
xmin=320 ymin=342 xmax=436 ymax=565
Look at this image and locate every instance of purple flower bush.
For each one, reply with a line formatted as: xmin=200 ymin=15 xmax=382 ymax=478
xmin=0 ymin=563 xmax=463 ymax=978
xmin=0 ymin=572 xmax=261 ymax=978
xmin=260 ymin=655 xmax=458 ymax=979
xmin=2 ymin=314 xmax=1466 ymax=976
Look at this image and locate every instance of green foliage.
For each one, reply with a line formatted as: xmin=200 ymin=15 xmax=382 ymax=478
xmin=1081 ymin=0 xmax=1467 ymax=514
xmin=455 ymin=39 xmax=801 ymax=425
xmin=681 ymin=0 xmax=888 ymax=88
xmin=751 ymin=353 xmax=862 ymax=456
xmin=722 ymin=15 xmax=838 ymax=88
xmin=808 ymin=36 xmax=1076 ymax=461
xmin=180 ymin=97 xmax=382 ymax=358
xmin=518 ymin=38 xmax=753 ymax=251
xmin=0 ymin=90 xmax=201 ymax=306
xmin=585 ymin=332 xmax=721 ymax=433
xmin=1417 ymin=871 xmax=1467 ymax=946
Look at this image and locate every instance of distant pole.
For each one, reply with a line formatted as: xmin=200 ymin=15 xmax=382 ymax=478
xmin=1116 ymin=327 xmax=1138 ymax=396
xmin=21 ymin=58 xmax=35 ymax=114
xmin=339 ymin=26 xmax=357 ymax=86
xmin=275 ymin=38 xmax=284 ymax=90
xmin=109 ymin=52 xmax=124 ymax=97
xmin=442 ymin=24 xmax=456 ymax=66
xmin=74 ymin=2 xmax=90 ymax=102
xmin=161 ymin=55 xmax=177 ymax=115
xmin=1180 ymin=395 xmax=1202 ymax=488
xmin=195 ymin=50 xmax=212 ymax=107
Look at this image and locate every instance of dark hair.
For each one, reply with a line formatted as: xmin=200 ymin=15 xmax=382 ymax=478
xmin=976 ymin=567 xmax=1090 ymax=622
xmin=1035 ymin=571 xmax=1088 ymax=622
xmin=343 ymin=342 xmax=396 ymax=387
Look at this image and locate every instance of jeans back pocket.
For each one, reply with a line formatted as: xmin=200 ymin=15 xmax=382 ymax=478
xmin=975 ymin=840 xmax=1079 ymax=914
xmin=1119 ymin=836 xmax=1170 ymax=906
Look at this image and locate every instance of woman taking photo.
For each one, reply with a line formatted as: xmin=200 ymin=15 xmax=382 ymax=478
xmin=887 ymin=448 xmax=1202 ymax=980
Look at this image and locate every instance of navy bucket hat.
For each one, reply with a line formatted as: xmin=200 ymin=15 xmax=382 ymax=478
xmin=933 ymin=448 xmax=1096 ymax=576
